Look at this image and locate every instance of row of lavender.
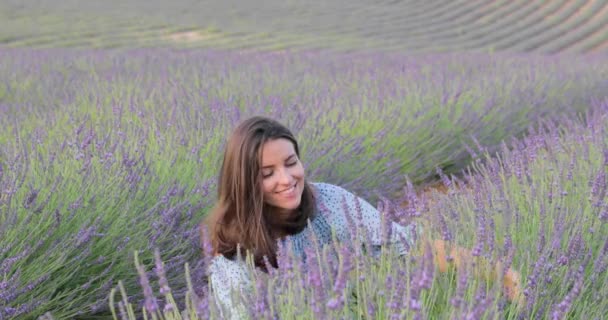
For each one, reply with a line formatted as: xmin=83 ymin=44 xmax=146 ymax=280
xmin=114 ymin=96 xmax=608 ymax=319
xmin=1 ymin=48 xmax=607 ymax=318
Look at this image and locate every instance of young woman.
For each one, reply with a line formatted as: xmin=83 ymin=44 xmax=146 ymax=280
xmin=202 ymin=116 xmax=521 ymax=318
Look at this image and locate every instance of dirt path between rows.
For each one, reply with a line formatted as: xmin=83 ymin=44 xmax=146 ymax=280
xmin=166 ymin=30 xmax=218 ymax=43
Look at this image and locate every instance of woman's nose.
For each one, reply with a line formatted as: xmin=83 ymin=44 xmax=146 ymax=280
xmin=276 ymin=168 xmax=292 ymax=185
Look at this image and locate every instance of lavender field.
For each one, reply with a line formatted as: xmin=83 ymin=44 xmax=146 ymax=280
xmin=2 ymin=1 xmax=608 ymax=318
xmin=1 ymin=46 xmax=608 ymax=319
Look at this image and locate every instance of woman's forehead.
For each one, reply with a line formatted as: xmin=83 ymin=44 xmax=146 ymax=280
xmin=261 ymin=139 xmax=296 ymax=165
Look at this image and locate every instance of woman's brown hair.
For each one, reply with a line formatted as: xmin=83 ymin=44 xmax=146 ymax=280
xmin=201 ymin=116 xmax=315 ymax=270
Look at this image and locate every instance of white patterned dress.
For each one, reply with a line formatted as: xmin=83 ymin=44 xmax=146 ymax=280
xmin=208 ymin=182 xmax=417 ymax=319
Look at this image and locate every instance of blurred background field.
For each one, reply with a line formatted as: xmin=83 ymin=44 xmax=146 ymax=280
xmin=1 ymin=1 xmax=608 ymax=319
xmin=1 ymin=0 xmax=608 ymax=53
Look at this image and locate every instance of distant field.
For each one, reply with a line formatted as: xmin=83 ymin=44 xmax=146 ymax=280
xmin=1 ymin=0 xmax=607 ymax=53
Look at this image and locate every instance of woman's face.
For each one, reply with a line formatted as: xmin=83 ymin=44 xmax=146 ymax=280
xmin=260 ymin=138 xmax=305 ymax=213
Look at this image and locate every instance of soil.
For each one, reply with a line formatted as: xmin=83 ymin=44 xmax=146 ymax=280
xmin=166 ymin=30 xmax=217 ymax=43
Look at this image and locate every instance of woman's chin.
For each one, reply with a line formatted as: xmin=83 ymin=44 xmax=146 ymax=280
xmin=272 ymin=200 xmax=302 ymax=214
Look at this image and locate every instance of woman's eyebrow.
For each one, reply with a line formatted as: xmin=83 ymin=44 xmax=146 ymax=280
xmin=261 ymin=154 xmax=296 ymax=169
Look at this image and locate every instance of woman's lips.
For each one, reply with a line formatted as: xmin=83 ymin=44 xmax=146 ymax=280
xmin=276 ymin=183 xmax=297 ymax=197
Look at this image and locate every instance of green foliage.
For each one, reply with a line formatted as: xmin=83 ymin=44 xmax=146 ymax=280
xmin=1 ymin=49 xmax=607 ymax=318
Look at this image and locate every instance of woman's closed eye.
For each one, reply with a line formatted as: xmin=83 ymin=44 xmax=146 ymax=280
xmin=262 ymin=161 xmax=298 ymax=179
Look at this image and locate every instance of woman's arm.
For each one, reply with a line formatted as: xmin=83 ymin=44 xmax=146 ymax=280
xmin=316 ymin=184 xmax=523 ymax=303
xmin=431 ymin=239 xmax=523 ymax=304
xmin=320 ymin=184 xmax=417 ymax=256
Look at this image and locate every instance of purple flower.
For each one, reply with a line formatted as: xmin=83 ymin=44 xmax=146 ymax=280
xmin=502 ymin=237 xmax=515 ymax=280
xmin=333 ymin=245 xmax=354 ymax=294
xmin=340 ymin=195 xmax=358 ymax=243
xmin=325 ymin=296 xmax=343 ymax=310
xmin=193 ymin=287 xmax=210 ymax=319
xmin=199 ymin=225 xmax=214 ymax=271
xmin=386 ymin=268 xmax=407 ymax=318
xmin=276 ymin=240 xmax=294 ymax=278
xmin=600 ymin=205 xmax=608 ymax=222
xmin=551 ymin=266 xmax=585 ymax=319
xmin=22 ymin=187 xmax=39 ymax=209
xmin=354 ymin=196 xmax=373 ymax=246
xmin=451 ymin=263 xmax=469 ymax=308
xmin=250 ymin=275 xmax=270 ymax=318
xmin=117 ymin=301 xmax=128 ymax=320
xmin=153 ymin=249 xmax=170 ymax=296
xmin=592 ymin=238 xmax=608 ymax=277
xmin=436 ymin=209 xmax=452 ymax=242
xmin=262 ymin=255 xmax=276 ymax=277
xmin=537 ymin=216 xmax=547 ymax=254
xmin=136 ymin=259 xmax=158 ymax=314
xmin=465 ymin=295 xmax=494 ymax=320
xmin=590 ymin=168 xmax=606 ymax=207
xmin=525 ymin=253 xmax=547 ymax=300
xmin=304 ymin=245 xmax=326 ymax=318
xmin=419 ymin=241 xmax=434 ymax=290
xmin=367 ymin=301 xmax=376 ymax=318
xmin=75 ymin=226 xmax=95 ymax=248
xmin=0 ymin=247 xmax=31 ymax=276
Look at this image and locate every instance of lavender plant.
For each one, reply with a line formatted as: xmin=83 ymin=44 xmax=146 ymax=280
xmin=424 ymin=97 xmax=608 ymax=318
xmin=110 ymin=198 xmax=511 ymax=319
xmin=109 ymin=98 xmax=608 ymax=319
xmin=1 ymin=48 xmax=608 ymax=318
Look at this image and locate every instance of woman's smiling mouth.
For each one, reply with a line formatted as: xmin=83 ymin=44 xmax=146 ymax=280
xmin=276 ymin=183 xmax=297 ymax=194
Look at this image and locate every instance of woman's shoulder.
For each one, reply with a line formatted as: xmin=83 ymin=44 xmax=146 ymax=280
xmin=310 ymin=182 xmax=353 ymax=199
xmin=310 ymin=182 xmax=358 ymax=215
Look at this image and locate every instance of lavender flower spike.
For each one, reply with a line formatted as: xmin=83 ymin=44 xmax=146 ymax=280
xmin=135 ymin=251 xmax=159 ymax=315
